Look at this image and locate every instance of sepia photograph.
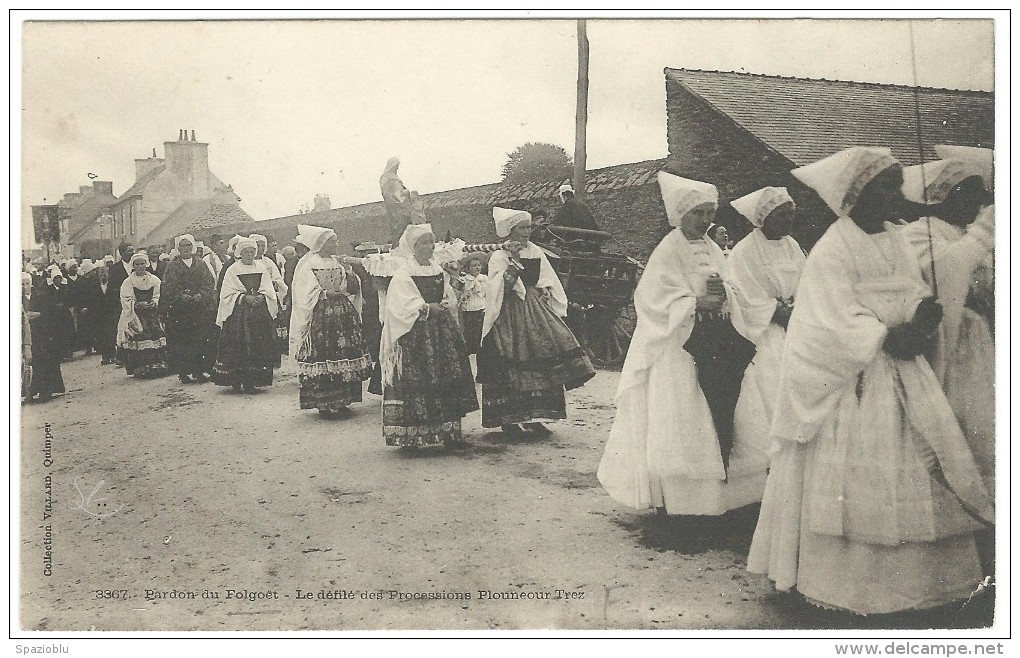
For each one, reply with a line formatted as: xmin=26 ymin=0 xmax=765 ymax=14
xmin=11 ymin=9 xmax=1006 ymax=648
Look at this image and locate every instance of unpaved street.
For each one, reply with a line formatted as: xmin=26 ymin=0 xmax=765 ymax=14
xmin=18 ymin=355 xmax=992 ymax=631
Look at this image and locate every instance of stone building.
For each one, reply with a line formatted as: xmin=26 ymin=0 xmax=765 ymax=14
xmin=34 ymin=180 xmax=119 ymax=259
xmin=663 ymin=68 xmax=994 ymax=247
xmin=90 ymin=130 xmax=253 ymax=251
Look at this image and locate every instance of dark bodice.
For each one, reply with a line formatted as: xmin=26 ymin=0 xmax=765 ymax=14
xmin=412 ymin=273 xmax=445 ymax=304
xmin=237 ymin=273 xmax=264 ymax=294
xmin=134 ymin=287 xmax=154 ymax=303
xmin=519 ymin=258 xmax=541 ymax=288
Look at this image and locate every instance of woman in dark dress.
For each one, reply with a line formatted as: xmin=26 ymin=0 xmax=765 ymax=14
xmin=116 ymin=252 xmax=169 ymax=378
xmin=25 ymin=271 xmax=65 ymax=402
xmin=478 ymin=208 xmax=595 ymax=435
xmin=379 ymin=223 xmax=478 ymax=448
xmin=46 ymin=265 xmax=76 ymax=360
xmin=288 ymin=225 xmax=372 ymax=416
xmin=161 ymin=233 xmax=216 ymax=384
xmin=213 ymin=238 xmax=279 ymax=392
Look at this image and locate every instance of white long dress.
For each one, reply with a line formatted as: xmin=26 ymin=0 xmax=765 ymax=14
xmin=747 ymin=216 xmax=992 ymax=615
xmin=727 ymin=230 xmax=806 ymax=420
xmin=597 ymin=229 xmax=770 ymax=516
xmin=899 ymin=211 xmax=995 ymax=495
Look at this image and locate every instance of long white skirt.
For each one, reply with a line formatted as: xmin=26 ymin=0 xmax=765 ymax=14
xmin=749 ymin=322 xmax=786 ymax=421
xmin=747 ymin=352 xmax=986 ymax=614
xmin=943 ymin=308 xmax=995 ymax=496
xmin=597 ymin=339 xmax=770 ymax=516
xmin=749 ymin=441 xmax=982 ymax=615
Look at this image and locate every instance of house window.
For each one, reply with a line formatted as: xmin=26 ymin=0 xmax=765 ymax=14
xmin=129 ymin=205 xmax=135 ymax=234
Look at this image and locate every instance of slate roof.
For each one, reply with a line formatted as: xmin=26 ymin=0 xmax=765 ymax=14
xmin=143 ymin=198 xmax=256 ymax=244
xmin=665 ymin=68 xmax=994 ymax=166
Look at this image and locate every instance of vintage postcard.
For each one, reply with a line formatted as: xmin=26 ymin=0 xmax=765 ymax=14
xmin=13 ymin=11 xmax=1005 ymax=649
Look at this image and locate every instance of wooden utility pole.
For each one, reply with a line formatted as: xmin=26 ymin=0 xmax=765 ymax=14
xmin=572 ymin=19 xmax=589 ymax=197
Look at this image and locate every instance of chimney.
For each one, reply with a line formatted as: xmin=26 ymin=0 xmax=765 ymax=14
xmin=190 ymin=130 xmax=196 ymax=141
xmin=135 ymin=147 xmax=165 ymax=181
xmin=93 ymin=181 xmax=114 ymax=196
xmin=61 ymin=192 xmax=82 ymax=207
xmin=152 ymin=148 xmax=157 ymax=158
xmin=178 ymin=129 xmax=184 ymax=141
xmin=164 ymin=130 xmax=211 ymax=199
xmin=313 ymin=194 xmax=332 ymax=213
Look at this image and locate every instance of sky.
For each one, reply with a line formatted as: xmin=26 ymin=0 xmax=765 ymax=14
xmin=18 ymin=15 xmax=996 ymax=247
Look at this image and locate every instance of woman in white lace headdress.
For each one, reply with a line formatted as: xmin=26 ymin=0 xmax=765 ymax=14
xmin=213 ymin=238 xmax=279 ymax=392
xmin=727 ymin=186 xmax=806 ymax=421
xmin=597 ymin=172 xmax=768 ymax=518
xmin=747 ymin=147 xmax=993 ymax=615
xmin=378 ymin=223 xmax=478 ymax=448
xmin=900 ymin=152 xmax=996 ymax=576
xmin=288 ymin=225 xmax=372 ymax=417
xmin=477 ymin=208 xmax=595 ymax=435
xmin=116 ymin=251 xmax=168 ymax=378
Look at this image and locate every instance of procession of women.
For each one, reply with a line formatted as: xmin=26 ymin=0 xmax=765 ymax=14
xmin=21 ymin=144 xmax=995 ymax=620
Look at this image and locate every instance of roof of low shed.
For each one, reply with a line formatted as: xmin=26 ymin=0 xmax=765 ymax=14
xmin=665 ymin=68 xmax=993 ymax=166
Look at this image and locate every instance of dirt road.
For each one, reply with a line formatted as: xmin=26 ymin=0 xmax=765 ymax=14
xmin=18 ymin=355 xmax=993 ymax=631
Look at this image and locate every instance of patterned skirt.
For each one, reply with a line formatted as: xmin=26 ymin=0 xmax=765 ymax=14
xmin=121 ymin=308 xmax=168 ymax=378
xmin=383 ymin=308 xmax=479 ymax=447
xmin=213 ymin=298 xmax=277 ymax=388
xmin=297 ymin=294 xmax=372 ymax=412
xmin=477 ymin=287 xmax=595 ymax=428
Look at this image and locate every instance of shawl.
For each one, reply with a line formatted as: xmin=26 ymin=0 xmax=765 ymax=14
xmin=379 ymin=258 xmax=456 ymax=386
xmin=897 ymin=213 xmax=994 ymax=383
xmin=160 ymin=252 xmax=216 ymax=319
xmin=259 ymin=255 xmax=289 ymax=304
xmin=216 ymin=260 xmax=279 ymax=327
xmin=617 ymin=229 xmax=749 ymax=396
xmin=481 ymin=241 xmax=568 ymax=339
xmin=117 ymin=272 xmax=160 ymax=344
xmin=727 ymin=230 xmax=806 ymax=345
xmin=769 ymin=216 xmax=993 ymax=535
xmin=287 ymin=252 xmax=356 ymax=360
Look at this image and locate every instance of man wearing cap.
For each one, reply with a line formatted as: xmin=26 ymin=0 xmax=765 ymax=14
xmin=551 ymin=184 xmax=599 ymax=231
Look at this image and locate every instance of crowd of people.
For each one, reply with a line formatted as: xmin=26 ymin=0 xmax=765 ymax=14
xmin=21 ymin=143 xmax=995 ymax=619
xmin=20 ymin=207 xmax=595 ymax=445
xmin=598 ymin=144 xmax=995 ymax=617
